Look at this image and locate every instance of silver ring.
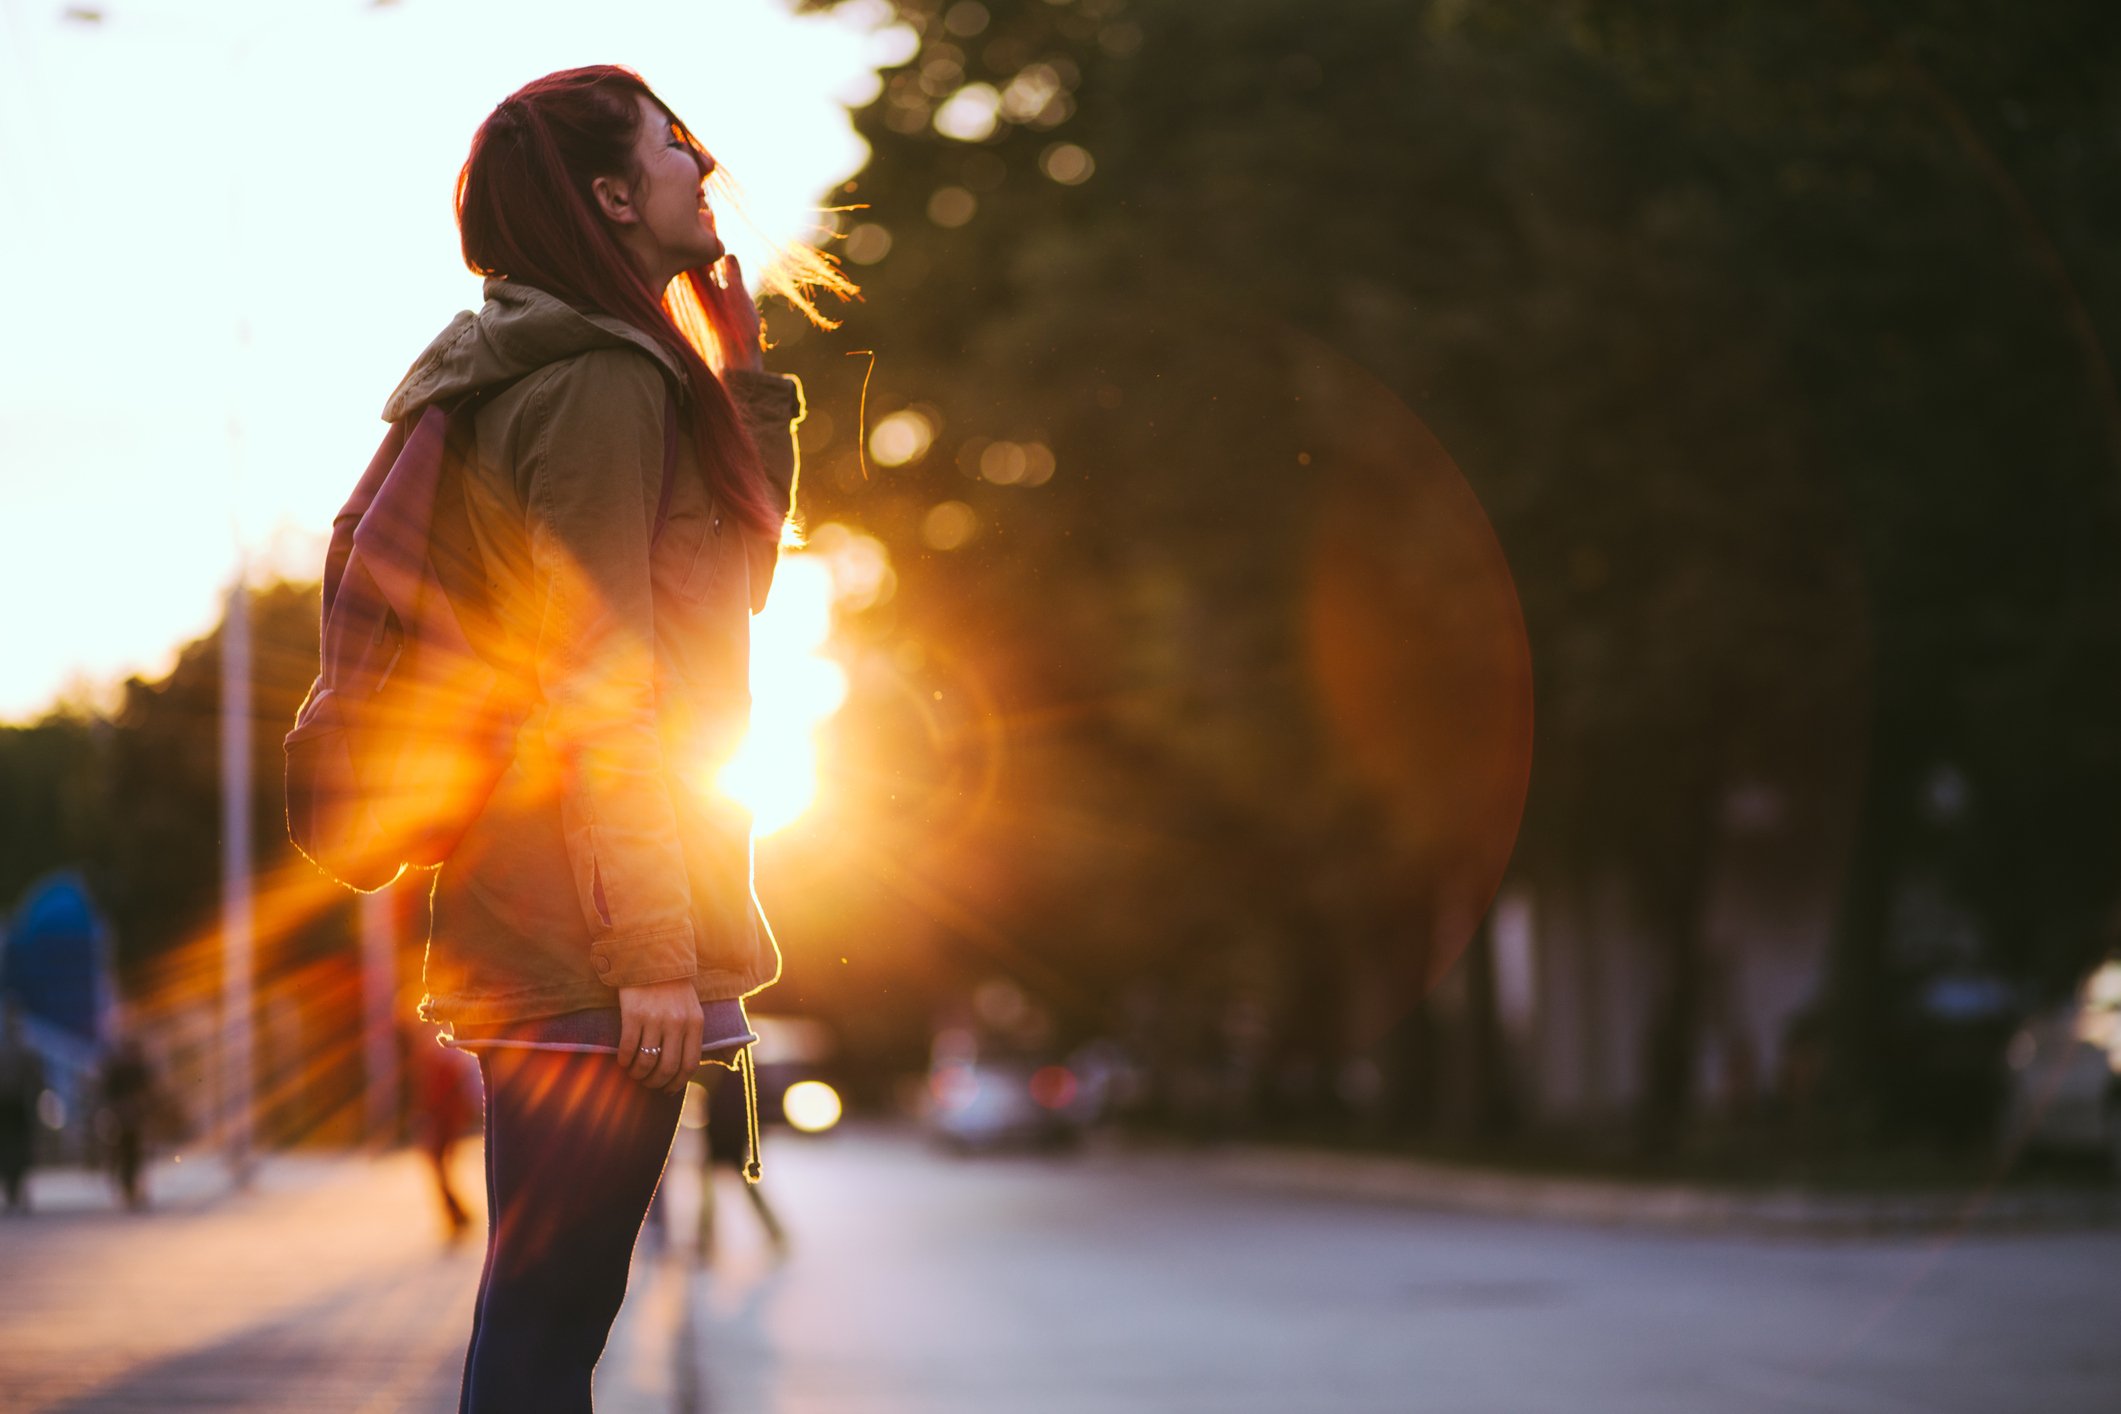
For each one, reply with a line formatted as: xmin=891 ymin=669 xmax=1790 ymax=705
xmin=639 ymin=1045 xmax=663 ymax=1058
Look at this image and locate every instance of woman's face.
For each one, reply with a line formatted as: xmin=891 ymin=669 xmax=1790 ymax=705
xmin=606 ymin=93 xmax=723 ymax=285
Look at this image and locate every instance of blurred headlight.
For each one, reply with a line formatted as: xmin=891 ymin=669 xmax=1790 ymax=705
xmin=783 ymin=1080 xmax=843 ymax=1133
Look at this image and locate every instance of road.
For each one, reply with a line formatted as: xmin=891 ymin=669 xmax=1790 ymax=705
xmin=0 ymin=1126 xmax=2116 ymax=1412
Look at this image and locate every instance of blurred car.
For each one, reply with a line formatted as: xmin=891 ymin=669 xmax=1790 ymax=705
xmin=2001 ymin=959 xmax=2121 ymax=1173
xmin=1892 ymin=970 xmax=2021 ymax=1147
xmin=924 ymin=1026 xmax=1093 ymax=1153
xmin=736 ymin=1015 xmax=842 ymax=1135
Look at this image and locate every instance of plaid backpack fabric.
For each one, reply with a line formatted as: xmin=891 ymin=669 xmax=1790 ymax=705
xmin=285 ymin=385 xmax=678 ymax=892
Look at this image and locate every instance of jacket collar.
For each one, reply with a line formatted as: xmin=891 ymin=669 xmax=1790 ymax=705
xmin=382 ymin=277 xmax=688 ymax=423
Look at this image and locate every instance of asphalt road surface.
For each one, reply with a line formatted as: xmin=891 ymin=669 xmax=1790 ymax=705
xmin=0 ymin=1126 xmax=2115 ymax=1412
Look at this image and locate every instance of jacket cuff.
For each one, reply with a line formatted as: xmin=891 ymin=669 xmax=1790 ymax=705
xmin=725 ymin=368 xmax=804 ymax=428
xmin=590 ymin=924 xmax=698 ymax=990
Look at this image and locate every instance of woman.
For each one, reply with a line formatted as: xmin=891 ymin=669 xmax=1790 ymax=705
xmin=380 ymin=66 xmax=847 ymax=1411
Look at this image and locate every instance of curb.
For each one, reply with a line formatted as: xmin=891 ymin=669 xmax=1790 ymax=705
xmin=1197 ymin=1145 xmax=2121 ymax=1236
xmin=18 ymin=1152 xmax=386 ymax=1217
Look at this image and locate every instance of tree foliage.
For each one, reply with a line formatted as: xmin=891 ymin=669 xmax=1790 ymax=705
xmin=769 ymin=0 xmax=2121 ymax=1138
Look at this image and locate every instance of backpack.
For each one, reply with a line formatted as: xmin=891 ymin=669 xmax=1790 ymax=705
xmin=285 ymin=382 xmax=679 ymax=893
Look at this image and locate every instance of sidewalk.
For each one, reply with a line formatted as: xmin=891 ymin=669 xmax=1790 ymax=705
xmin=10 ymin=1150 xmax=256 ymax=1214
xmin=1190 ymin=1142 xmax=2121 ymax=1235
xmin=0 ymin=1140 xmax=718 ymax=1413
xmin=7 ymin=1129 xmax=2117 ymax=1411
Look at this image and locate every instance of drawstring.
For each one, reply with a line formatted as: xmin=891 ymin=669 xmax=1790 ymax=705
xmin=738 ymin=1043 xmax=762 ymax=1183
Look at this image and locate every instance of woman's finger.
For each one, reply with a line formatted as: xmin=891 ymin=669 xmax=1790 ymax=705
xmin=629 ymin=1025 xmax=664 ymax=1082
xmin=667 ymin=1013 xmax=703 ymax=1095
xmin=617 ymin=1013 xmax=642 ymax=1072
xmin=646 ymin=1033 xmax=682 ymax=1090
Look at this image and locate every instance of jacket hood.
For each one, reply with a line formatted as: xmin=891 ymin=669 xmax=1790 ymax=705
xmin=382 ymin=276 xmax=688 ymax=422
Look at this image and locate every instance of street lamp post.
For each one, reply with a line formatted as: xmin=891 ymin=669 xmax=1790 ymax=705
xmin=61 ymin=0 xmax=400 ymax=1182
xmin=219 ymin=565 xmax=254 ymax=1180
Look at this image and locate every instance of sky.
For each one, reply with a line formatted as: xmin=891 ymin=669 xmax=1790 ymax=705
xmin=0 ymin=0 xmax=910 ymax=722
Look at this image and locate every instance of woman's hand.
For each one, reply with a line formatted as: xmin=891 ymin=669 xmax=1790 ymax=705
xmin=697 ymin=254 xmax=766 ymax=374
xmin=616 ymin=978 xmax=702 ymax=1094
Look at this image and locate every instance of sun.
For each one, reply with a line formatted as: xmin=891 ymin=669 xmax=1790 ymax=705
xmin=713 ymin=553 xmax=847 ymax=834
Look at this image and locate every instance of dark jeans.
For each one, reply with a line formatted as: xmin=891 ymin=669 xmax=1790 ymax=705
xmin=459 ymin=1047 xmax=682 ymax=1413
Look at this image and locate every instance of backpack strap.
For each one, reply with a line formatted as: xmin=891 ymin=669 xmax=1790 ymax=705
xmin=653 ymin=384 xmax=679 ymax=545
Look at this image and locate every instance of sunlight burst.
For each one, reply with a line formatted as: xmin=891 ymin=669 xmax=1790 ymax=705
xmin=715 ymin=554 xmax=848 ymax=834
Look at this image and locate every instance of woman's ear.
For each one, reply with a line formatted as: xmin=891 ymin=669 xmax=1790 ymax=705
xmin=591 ymin=173 xmax=638 ymax=226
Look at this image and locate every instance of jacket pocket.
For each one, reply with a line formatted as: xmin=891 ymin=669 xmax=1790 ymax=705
xmin=651 ymin=503 xmax=726 ymax=605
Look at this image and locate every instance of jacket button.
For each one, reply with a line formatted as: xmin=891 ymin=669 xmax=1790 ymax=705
xmin=593 ymin=955 xmax=611 ymax=975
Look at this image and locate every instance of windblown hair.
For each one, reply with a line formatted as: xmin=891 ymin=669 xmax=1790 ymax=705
xmin=455 ymin=65 xmax=854 ymax=537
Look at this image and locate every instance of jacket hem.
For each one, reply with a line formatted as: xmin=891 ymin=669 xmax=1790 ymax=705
xmin=421 ymin=966 xmax=773 ymax=1028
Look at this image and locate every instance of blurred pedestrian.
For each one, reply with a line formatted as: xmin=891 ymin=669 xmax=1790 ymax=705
xmin=698 ymin=1061 xmax=785 ymax=1259
xmin=97 ymin=1030 xmax=155 ymax=1210
xmin=408 ymin=1030 xmax=480 ymax=1240
xmin=375 ymin=65 xmax=839 ymax=1413
xmin=0 ymin=1001 xmax=43 ymax=1213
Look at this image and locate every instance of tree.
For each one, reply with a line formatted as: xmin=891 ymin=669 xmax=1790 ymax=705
xmin=773 ymin=0 xmax=2121 ymax=1145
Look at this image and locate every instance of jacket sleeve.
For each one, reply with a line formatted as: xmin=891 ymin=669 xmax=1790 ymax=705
xmin=522 ymin=349 xmax=696 ymax=989
xmin=723 ymin=368 xmax=806 ymax=614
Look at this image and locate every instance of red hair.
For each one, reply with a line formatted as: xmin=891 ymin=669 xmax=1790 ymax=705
xmin=456 ymin=66 xmax=783 ymax=535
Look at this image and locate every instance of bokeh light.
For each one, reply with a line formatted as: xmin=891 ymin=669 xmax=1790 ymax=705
xmin=782 ymin=1079 xmax=844 ymax=1133
xmin=922 ymin=501 xmax=978 ymax=550
xmin=928 ymin=185 xmax=978 ymax=227
xmin=869 ymin=408 xmax=936 ymax=466
xmin=844 ymin=222 xmax=893 ymax=264
xmin=1039 ymin=142 xmax=1095 ymax=185
xmin=932 ymin=82 xmax=1000 ymax=141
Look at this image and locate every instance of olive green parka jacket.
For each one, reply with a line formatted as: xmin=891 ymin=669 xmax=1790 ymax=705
xmin=381 ymin=277 xmax=803 ymax=1027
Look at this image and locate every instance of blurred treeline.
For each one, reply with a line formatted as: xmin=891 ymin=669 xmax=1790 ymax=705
xmin=5 ymin=0 xmax=2118 ymax=1155
xmin=0 ymin=585 xmax=366 ymax=1143
xmin=766 ymin=0 xmax=2121 ymax=1150
xmin=0 ymin=586 xmax=329 ymax=970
